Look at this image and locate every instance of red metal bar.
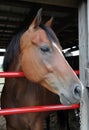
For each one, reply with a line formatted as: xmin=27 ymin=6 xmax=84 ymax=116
xmin=0 ymin=70 xmax=79 ymax=78
xmin=74 ymin=70 xmax=79 ymax=75
xmin=0 ymin=104 xmax=80 ymax=116
xmin=0 ymin=70 xmax=80 ymax=116
xmin=0 ymin=72 xmax=24 ymax=78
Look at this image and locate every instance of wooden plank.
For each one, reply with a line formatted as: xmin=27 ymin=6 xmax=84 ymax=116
xmin=85 ymin=68 xmax=89 ymax=87
xmin=21 ymin=0 xmax=78 ymax=8
xmin=87 ymin=0 xmax=89 ymax=68
xmin=78 ymin=0 xmax=89 ymax=130
xmin=0 ymin=52 xmax=5 ymax=56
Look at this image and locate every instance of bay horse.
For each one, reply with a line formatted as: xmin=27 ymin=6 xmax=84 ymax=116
xmin=1 ymin=9 xmax=83 ymax=130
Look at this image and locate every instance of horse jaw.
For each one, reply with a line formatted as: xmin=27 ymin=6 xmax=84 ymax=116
xmin=40 ymin=71 xmax=83 ymax=105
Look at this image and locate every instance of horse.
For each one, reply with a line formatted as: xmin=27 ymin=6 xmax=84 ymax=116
xmin=1 ymin=9 xmax=83 ymax=130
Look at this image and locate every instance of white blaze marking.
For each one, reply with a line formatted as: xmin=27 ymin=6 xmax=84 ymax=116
xmin=52 ymin=41 xmax=63 ymax=55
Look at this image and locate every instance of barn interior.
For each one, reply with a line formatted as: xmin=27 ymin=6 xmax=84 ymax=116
xmin=0 ymin=1 xmax=80 ymax=130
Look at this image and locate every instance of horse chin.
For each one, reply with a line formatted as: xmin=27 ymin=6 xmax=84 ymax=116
xmin=60 ymin=93 xmax=80 ymax=105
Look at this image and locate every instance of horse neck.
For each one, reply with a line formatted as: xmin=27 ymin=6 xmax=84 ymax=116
xmin=8 ymin=52 xmax=22 ymax=72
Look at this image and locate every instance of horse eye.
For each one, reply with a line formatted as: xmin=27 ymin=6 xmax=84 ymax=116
xmin=40 ymin=45 xmax=51 ymax=53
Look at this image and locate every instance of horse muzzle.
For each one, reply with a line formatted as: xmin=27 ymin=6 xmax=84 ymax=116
xmin=60 ymin=83 xmax=82 ymax=105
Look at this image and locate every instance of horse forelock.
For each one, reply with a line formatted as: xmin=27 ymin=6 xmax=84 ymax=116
xmin=3 ymin=31 xmax=24 ymax=71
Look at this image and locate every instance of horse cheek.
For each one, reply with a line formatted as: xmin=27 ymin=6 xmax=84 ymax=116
xmin=21 ymin=50 xmax=43 ymax=82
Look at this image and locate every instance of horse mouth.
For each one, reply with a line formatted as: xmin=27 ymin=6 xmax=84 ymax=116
xmin=60 ymin=93 xmax=80 ymax=105
xmin=60 ymin=94 xmax=72 ymax=105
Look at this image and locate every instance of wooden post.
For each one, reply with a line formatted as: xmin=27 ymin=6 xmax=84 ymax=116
xmin=87 ymin=0 xmax=89 ymax=62
xmin=78 ymin=0 xmax=89 ymax=130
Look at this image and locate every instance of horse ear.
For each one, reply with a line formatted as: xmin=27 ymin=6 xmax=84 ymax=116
xmin=45 ymin=17 xmax=53 ymax=27
xmin=29 ymin=8 xmax=42 ymax=29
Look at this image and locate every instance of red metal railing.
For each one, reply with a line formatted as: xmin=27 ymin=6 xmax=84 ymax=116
xmin=0 ymin=70 xmax=80 ymax=116
xmin=0 ymin=72 xmax=24 ymax=78
xmin=74 ymin=70 xmax=79 ymax=75
xmin=0 ymin=104 xmax=80 ymax=116
xmin=0 ymin=70 xmax=79 ymax=78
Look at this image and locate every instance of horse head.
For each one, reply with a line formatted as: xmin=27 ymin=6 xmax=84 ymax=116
xmin=20 ymin=9 xmax=84 ymax=105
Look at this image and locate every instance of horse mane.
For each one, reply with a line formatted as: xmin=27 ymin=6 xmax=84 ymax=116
xmin=3 ymin=31 xmax=24 ymax=71
xmin=3 ymin=24 xmax=58 ymax=71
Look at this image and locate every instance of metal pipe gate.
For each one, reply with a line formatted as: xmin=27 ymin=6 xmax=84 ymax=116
xmin=0 ymin=70 xmax=80 ymax=116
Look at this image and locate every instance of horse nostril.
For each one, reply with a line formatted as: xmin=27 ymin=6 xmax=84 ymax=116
xmin=73 ymin=85 xmax=81 ymax=100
